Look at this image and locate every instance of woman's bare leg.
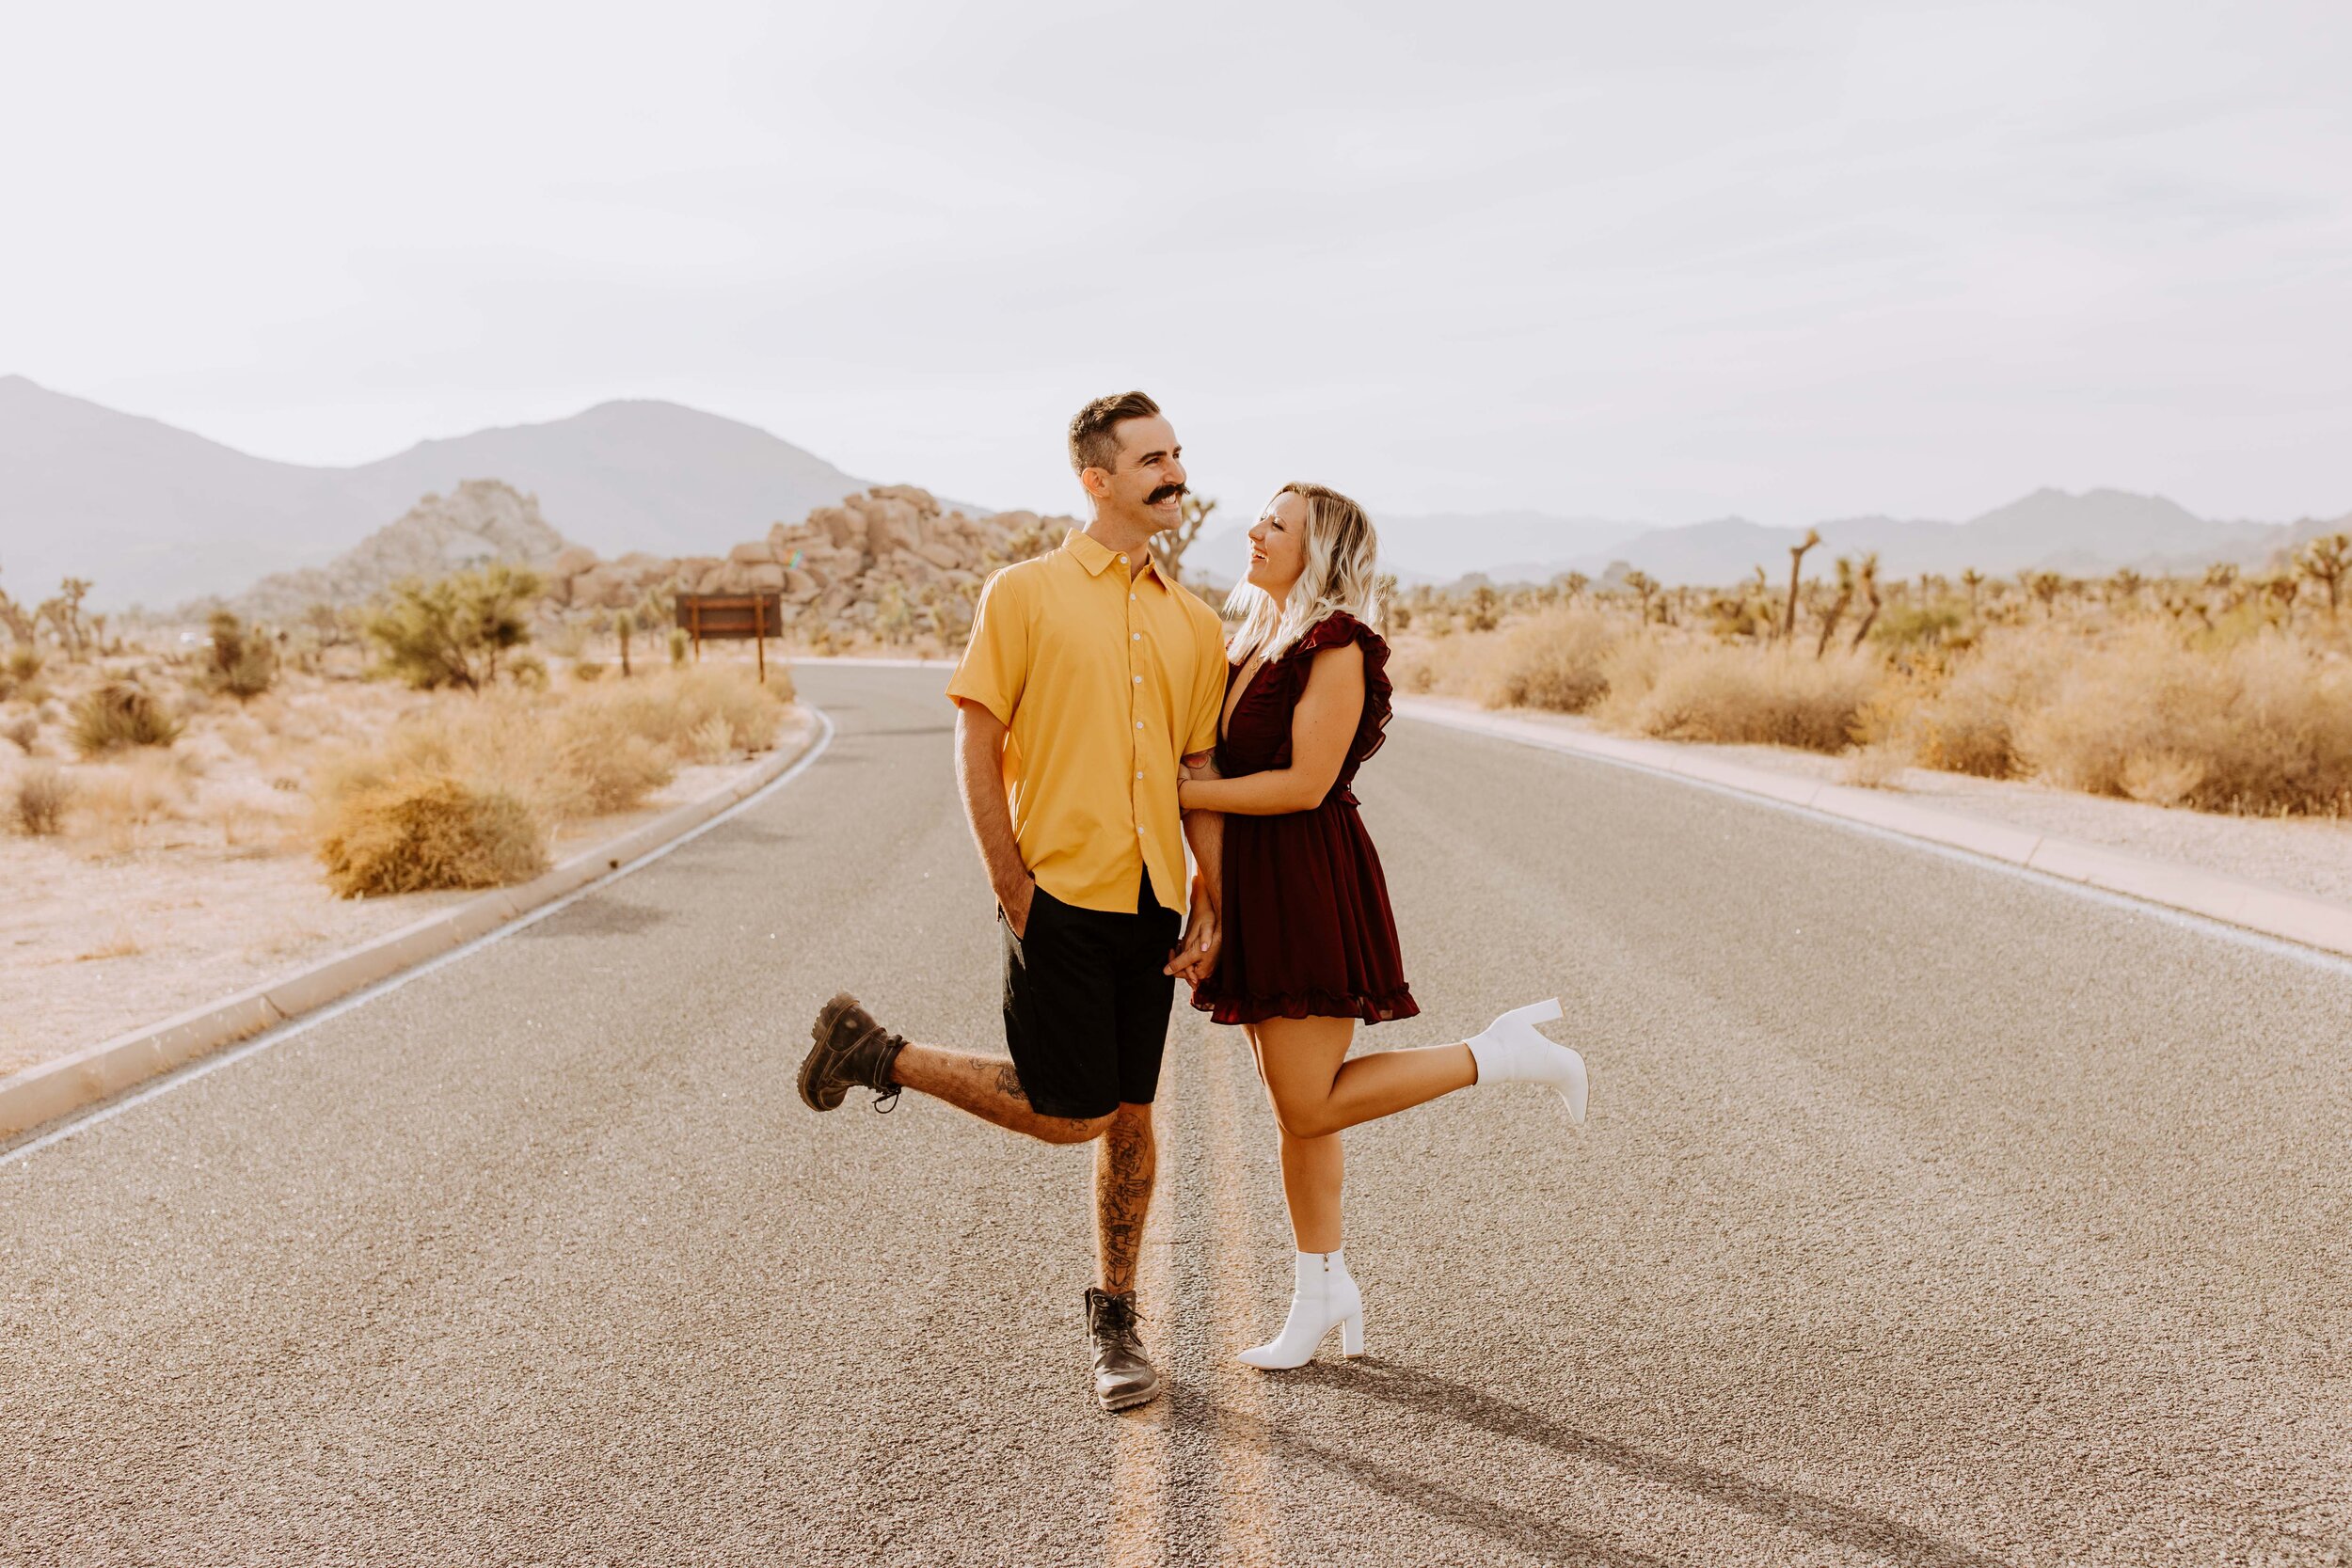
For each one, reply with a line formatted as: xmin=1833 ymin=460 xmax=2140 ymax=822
xmin=1253 ymin=1015 xmax=1476 ymax=1140
xmin=1248 ymin=1016 xmax=1477 ymax=1252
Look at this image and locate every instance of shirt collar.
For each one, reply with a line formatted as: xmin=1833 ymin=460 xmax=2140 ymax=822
xmin=1062 ymin=528 xmax=1162 ymax=585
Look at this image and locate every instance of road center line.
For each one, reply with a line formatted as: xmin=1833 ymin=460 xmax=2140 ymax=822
xmin=1202 ymin=1026 xmax=1281 ymax=1560
xmin=1106 ymin=1049 xmax=1179 ymax=1567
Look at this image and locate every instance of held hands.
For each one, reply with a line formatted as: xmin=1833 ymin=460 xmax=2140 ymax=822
xmin=1164 ymin=878 xmax=1221 ymax=984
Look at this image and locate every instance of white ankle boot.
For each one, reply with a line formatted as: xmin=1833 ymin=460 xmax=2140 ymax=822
xmin=1237 ymin=1249 xmax=1365 ymax=1370
xmin=1467 ymin=998 xmax=1588 ymax=1124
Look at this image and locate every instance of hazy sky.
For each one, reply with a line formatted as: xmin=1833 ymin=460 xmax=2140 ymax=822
xmin=7 ymin=1 xmax=2350 ymax=526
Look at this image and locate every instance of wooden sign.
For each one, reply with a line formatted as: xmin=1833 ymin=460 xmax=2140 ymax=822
xmin=675 ymin=593 xmax=783 ymax=682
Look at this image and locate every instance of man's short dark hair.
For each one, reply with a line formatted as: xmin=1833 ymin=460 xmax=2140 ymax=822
xmin=1069 ymin=390 xmax=1161 ymax=475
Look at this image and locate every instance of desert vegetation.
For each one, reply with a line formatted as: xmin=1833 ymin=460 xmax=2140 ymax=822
xmin=1 ymin=557 xmax=798 ymax=897
xmin=1388 ymin=531 xmax=2352 ymax=817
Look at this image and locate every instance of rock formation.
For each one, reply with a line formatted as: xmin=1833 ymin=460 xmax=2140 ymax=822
xmin=544 ymin=485 xmax=1073 ymax=650
xmin=236 ymin=480 xmax=570 ymax=621
xmin=220 ymin=476 xmax=1074 ymax=654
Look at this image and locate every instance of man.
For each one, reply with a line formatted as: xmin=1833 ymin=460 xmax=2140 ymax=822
xmin=801 ymin=390 xmax=1228 ymax=1412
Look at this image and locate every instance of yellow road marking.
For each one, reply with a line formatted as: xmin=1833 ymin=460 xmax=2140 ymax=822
xmin=1107 ymin=1048 xmax=1180 ymax=1567
xmin=1201 ymin=1027 xmax=1280 ymax=1564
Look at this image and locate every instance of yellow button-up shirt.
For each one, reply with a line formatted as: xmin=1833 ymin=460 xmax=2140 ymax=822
xmin=946 ymin=529 xmax=1228 ymax=915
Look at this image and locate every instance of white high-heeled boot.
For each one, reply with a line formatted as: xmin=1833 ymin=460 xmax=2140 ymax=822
xmin=1237 ymin=1249 xmax=1365 ymax=1370
xmin=1467 ymin=998 xmax=1588 ymax=1124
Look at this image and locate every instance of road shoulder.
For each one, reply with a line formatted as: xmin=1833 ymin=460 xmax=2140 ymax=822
xmin=1396 ymin=695 xmax=2352 ymax=963
xmin=0 ymin=710 xmax=827 ymax=1144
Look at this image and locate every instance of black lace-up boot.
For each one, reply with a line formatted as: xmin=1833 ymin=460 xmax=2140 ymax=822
xmin=801 ymin=993 xmax=906 ymax=1113
xmin=1083 ymin=1287 xmax=1161 ymax=1412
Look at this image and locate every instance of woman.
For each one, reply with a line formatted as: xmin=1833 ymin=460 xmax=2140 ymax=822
xmin=1181 ymin=483 xmax=1589 ymax=1370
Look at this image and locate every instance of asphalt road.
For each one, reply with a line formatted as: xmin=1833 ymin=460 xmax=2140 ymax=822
xmin=7 ymin=662 xmax=2351 ymax=1568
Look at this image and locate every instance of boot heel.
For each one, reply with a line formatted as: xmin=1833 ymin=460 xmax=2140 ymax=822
xmin=1340 ymin=1310 xmax=1365 ymax=1357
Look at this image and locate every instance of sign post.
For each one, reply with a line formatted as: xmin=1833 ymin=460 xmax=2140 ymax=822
xmin=675 ymin=593 xmax=782 ymax=683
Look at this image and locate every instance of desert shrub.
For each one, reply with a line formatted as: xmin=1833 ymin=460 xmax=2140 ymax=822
xmin=2016 ymin=628 xmax=2352 ymax=815
xmin=669 ymin=627 xmax=691 ymax=667
xmin=1388 ymin=629 xmax=1507 ymax=699
xmin=547 ymin=703 xmax=675 ymax=816
xmin=203 ymin=610 xmax=278 ymax=700
xmin=571 ymin=660 xmax=606 ymax=683
xmin=1870 ymin=598 xmax=1967 ymax=652
xmin=686 ymin=714 xmax=733 ymax=764
xmin=71 ymin=681 xmax=183 ymax=756
xmin=1481 ymin=610 xmax=1619 ymax=713
xmin=72 ymin=752 xmax=195 ymax=850
xmin=10 ymin=763 xmax=72 ymax=836
xmin=1899 ymin=628 xmax=2070 ymax=778
xmin=1601 ymin=644 xmax=1884 ymax=752
xmin=5 ymin=647 xmax=40 ymax=685
xmin=361 ymin=564 xmax=541 ymax=690
xmin=316 ymin=772 xmax=548 ymax=896
xmin=3 ymin=715 xmax=35 ymax=753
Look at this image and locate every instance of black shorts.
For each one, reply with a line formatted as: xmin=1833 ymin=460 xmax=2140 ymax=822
xmin=1001 ymin=873 xmax=1182 ymax=1120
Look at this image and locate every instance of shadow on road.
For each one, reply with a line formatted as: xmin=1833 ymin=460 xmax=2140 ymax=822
xmin=517 ymin=897 xmax=672 ymax=939
xmin=1222 ymin=1360 xmax=2012 ymax=1568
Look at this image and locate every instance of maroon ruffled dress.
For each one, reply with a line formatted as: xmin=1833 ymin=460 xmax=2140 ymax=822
xmin=1191 ymin=611 xmax=1419 ymax=1027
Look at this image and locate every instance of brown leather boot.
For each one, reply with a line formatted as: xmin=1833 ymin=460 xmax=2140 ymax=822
xmin=1084 ymin=1288 xmax=1161 ymax=1412
xmin=801 ymin=993 xmax=906 ymax=1113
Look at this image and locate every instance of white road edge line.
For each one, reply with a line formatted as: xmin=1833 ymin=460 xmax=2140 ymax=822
xmin=3 ymin=708 xmax=840 ymax=1169
xmin=1404 ymin=710 xmax=2352 ymax=980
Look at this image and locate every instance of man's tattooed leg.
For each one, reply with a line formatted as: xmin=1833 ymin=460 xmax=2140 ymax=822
xmin=887 ymin=1042 xmax=1109 ymax=1144
xmin=1095 ymin=1104 xmax=1156 ymax=1295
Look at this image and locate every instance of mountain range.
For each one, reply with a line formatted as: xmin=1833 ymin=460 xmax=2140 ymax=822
xmin=4 ymin=374 xmax=2343 ymax=610
xmin=0 ymin=376 xmax=871 ymax=609
xmin=1198 ymin=489 xmax=2342 ymax=591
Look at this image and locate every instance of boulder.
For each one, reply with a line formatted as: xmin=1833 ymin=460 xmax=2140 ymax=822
xmin=869 ymin=483 xmax=943 ymax=521
xmin=570 ymin=565 xmax=632 ymax=609
xmin=742 ymin=562 xmax=787 ymax=592
xmin=729 ymin=540 xmax=774 ymax=566
xmin=550 ymin=545 xmax=601 ymax=578
xmin=810 ymin=505 xmax=862 ymax=551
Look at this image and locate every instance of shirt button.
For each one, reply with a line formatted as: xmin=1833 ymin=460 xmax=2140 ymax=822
xmin=1118 ymin=553 xmax=1128 ymax=562
xmin=1135 ymin=721 xmax=1143 ymax=729
xmin=1132 ymin=633 xmax=1141 ymax=641
xmin=1133 ymin=674 xmax=1142 ymax=684
xmin=1136 ymin=770 xmax=1144 ymax=779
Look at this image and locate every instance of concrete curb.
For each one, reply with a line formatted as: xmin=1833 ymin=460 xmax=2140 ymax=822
xmin=1395 ymin=697 xmax=2352 ymax=962
xmin=0 ymin=713 xmax=826 ymax=1143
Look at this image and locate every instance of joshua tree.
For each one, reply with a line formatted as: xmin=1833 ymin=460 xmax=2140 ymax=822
xmin=1150 ymin=494 xmax=1218 ymax=584
xmin=1816 ymin=557 xmax=1856 ymax=657
xmin=2202 ymin=562 xmax=2241 ymax=607
xmin=1960 ymin=567 xmax=1984 ymax=618
xmin=36 ymin=578 xmax=93 ymax=658
xmin=1783 ymin=530 xmax=1820 ymax=642
xmin=1849 ymin=553 xmax=1883 ymax=650
xmin=0 ymin=561 xmax=35 ymax=647
xmin=1559 ymin=570 xmax=1590 ymax=602
xmin=2263 ymin=572 xmax=2300 ymax=623
xmin=362 ymin=564 xmax=542 ymax=691
xmin=2024 ymin=570 xmax=2064 ymax=619
xmin=2106 ymin=567 xmax=2144 ymax=608
xmin=2297 ymin=532 xmax=2348 ymax=616
xmin=1624 ymin=570 xmax=1659 ymax=626
xmin=204 ymin=610 xmax=277 ymax=700
xmin=612 ymin=609 xmax=636 ymax=676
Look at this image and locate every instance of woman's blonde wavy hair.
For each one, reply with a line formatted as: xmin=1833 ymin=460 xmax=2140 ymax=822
xmin=1224 ymin=483 xmax=1385 ymax=666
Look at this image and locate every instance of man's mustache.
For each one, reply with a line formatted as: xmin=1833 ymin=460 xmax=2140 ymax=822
xmin=1147 ymin=483 xmax=1187 ymax=506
